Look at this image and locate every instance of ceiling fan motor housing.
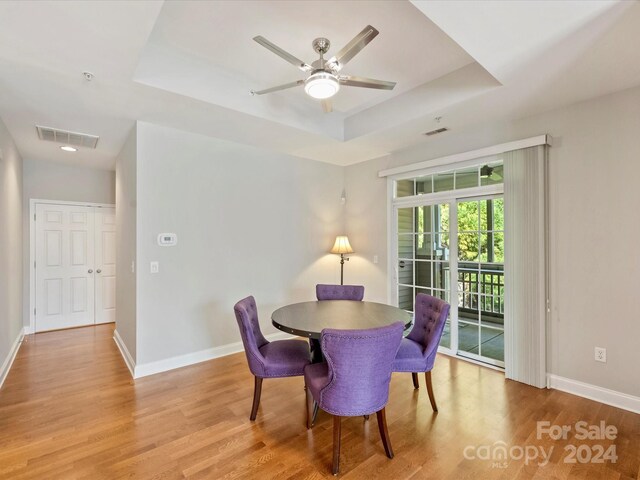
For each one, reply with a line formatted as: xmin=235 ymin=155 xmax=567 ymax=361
xmin=312 ymin=37 xmax=331 ymax=55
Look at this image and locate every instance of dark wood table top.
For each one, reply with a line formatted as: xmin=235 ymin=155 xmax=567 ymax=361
xmin=271 ymin=300 xmax=413 ymax=340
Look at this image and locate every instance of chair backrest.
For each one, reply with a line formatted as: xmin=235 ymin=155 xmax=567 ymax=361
xmin=407 ymin=293 xmax=450 ymax=360
xmin=233 ymin=296 xmax=269 ymax=376
xmin=318 ymin=322 xmax=403 ymax=416
xmin=316 ymin=284 xmax=364 ymax=301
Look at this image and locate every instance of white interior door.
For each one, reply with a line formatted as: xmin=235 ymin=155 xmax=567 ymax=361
xmin=94 ymin=207 xmax=116 ymax=324
xmin=35 ymin=204 xmax=95 ymax=332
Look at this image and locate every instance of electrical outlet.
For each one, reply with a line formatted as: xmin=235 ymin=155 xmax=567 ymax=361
xmin=595 ymin=347 xmax=606 ymax=363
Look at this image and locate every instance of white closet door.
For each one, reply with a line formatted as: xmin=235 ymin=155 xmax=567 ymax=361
xmin=35 ymin=204 xmax=95 ymax=332
xmin=94 ymin=207 xmax=116 ymax=324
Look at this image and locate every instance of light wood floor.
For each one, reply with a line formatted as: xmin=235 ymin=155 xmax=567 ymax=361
xmin=0 ymin=325 xmax=638 ymax=479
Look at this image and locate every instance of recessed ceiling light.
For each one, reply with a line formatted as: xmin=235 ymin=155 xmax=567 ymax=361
xmin=60 ymin=146 xmax=77 ymax=152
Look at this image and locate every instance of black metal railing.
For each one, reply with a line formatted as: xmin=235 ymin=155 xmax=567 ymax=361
xmin=444 ymin=263 xmax=504 ymax=324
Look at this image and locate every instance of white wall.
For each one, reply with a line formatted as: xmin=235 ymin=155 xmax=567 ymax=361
xmin=345 ymin=84 xmax=640 ymax=398
xmin=115 ymin=127 xmax=137 ymax=361
xmin=134 ymin=122 xmax=344 ymax=365
xmin=0 ymin=117 xmax=23 ymax=378
xmin=22 ymin=159 xmax=115 ymax=327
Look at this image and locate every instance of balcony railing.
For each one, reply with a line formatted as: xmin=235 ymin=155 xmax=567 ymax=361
xmin=446 ymin=263 xmax=504 ymax=324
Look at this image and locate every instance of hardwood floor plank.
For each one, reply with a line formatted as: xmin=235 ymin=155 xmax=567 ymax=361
xmin=0 ymin=324 xmax=638 ymax=479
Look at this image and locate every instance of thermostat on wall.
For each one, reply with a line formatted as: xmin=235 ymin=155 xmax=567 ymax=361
xmin=157 ymin=233 xmax=178 ymax=246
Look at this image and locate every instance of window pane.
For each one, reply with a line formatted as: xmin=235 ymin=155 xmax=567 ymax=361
xmin=440 ymin=319 xmax=451 ymax=348
xmin=480 ymin=327 xmax=504 ymax=361
xmin=415 ymin=176 xmax=433 ymax=195
xmin=397 ymin=208 xmax=413 ymax=234
xmin=415 ymin=261 xmax=431 ymax=288
xmin=397 ymin=235 xmax=414 ymax=259
xmin=396 ymin=179 xmax=415 ymax=197
xmin=433 ymin=172 xmax=454 ymax=192
xmin=434 ymin=233 xmax=449 ymax=259
xmin=415 ymin=205 xmax=432 ymax=234
xmin=398 ymin=260 xmax=414 ymax=286
xmin=455 ymin=168 xmax=479 ymax=189
xmin=481 ymin=164 xmax=504 ymax=186
xmin=493 ymin=232 xmax=504 ymax=263
xmin=458 ymin=201 xmax=479 ymax=232
xmin=493 ymin=198 xmax=504 ymax=230
xmin=432 ymin=262 xmax=448 ymax=290
xmin=416 ymin=233 xmax=432 ymax=257
xmin=398 ymin=285 xmax=414 ymax=311
xmin=479 ymin=232 xmax=505 ymax=263
xmin=458 ymin=232 xmax=479 ymax=261
xmin=436 ymin=204 xmax=449 ymax=233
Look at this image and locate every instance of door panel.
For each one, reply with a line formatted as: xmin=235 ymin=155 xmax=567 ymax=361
xmin=95 ymin=208 xmax=116 ymax=324
xmin=35 ymin=204 xmax=95 ymax=332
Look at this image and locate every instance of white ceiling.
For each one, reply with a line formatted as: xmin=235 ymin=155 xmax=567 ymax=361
xmin=0 ymin=0 xmax=638 ymax=170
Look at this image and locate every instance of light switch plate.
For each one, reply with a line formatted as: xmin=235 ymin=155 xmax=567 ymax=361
xmin=150 ymin=261 xmax=159 ymax=274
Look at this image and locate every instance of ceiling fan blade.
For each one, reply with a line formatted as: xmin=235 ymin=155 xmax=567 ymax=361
xmin=321 ymin=99 xmax=333 ymax=113
xmin=251 ymin=80 xmax=304 ymax=95
xmin=339 ymin=75 xmax=396 ymax=90
xmin=253 ymin=36 xmax=313 ymax=73
xmin=326 ymin=25 xmax=379 ymax=72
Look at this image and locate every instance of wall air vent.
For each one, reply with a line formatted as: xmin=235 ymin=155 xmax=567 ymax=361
xmin=424 ymin=127 xmax=449 ymax=136
xmin=36 ymin=125 xmax=99 ymax=149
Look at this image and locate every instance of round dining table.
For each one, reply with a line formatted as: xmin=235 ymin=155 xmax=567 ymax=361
xmin=271 ymin=300 xmax=412 ymax=363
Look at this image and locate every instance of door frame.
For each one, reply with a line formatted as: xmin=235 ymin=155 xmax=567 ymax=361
xmin=28 ymin=199 xmax=115 ymax=333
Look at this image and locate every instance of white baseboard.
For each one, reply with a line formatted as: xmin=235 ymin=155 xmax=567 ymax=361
xmin=0 ymin=327 xmax=26 ymax=390
xmin=114 ymin=330 xmax=293 ymax=379
xmin=113 ymin=329 xmax=135 ymax=378
xmin=547 ymin=374 xmax=640 ymax=415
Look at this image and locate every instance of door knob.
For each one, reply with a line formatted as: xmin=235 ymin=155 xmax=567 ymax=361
xmin=97 ymin=269 xmax=102 ymax=273
xmin=88 ymin=269 xmax=93 ymax=274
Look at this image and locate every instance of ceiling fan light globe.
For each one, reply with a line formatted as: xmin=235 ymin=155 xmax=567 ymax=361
xmin=304 ymin=72 xmax=340 ymax=99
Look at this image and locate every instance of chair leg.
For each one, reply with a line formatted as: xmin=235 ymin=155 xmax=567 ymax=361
xmin=376 ymin=408 xmax=394 ymax=459
xmin=332 ymin=415 xmax=342 ymax=475
xmin=250 ymin=376 xmax=263 ymax=421
xmin=425 ymin=371 xmax=438 ymax=412
xmin=305 ymin=385 xmax=313 ymax=429
xmin=412 ymin=372 xmax=419 ymax=389
xmin=311 ymin=401 xmax=319 ymax=426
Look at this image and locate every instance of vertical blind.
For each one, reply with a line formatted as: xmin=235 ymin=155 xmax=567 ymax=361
xmin=503 ymin=145 xmax=548 ymax=388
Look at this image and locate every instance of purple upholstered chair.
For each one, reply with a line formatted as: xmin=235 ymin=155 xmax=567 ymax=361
xmin=304 ymin=322 xmax=403 ymax=475
xmin=392 ymin=293 xmax=450 ymax=412
xmin=316 ymin=284 xmax=364 ymax=301
xmin=234 ymin=296 xmax=310 ymax=421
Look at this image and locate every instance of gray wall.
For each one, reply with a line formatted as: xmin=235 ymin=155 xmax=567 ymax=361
xmin=134 ymin=122 xmax=344 ymax=365
xmin=115 ymin=127 xmax=137 ymax=360
xmin=0 ymin=117 xmax=23 ymax=370
xmin=345 ymin=84 xmax=640 ymax=397
xmin=22 ymin=159 xmax=116 ymax=327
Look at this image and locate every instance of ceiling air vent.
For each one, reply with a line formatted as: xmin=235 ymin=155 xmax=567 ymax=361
xmin=36 ymin=125 xmax=99 ymax=149
xmin=424 ymin=127 xmax=449 ymax=136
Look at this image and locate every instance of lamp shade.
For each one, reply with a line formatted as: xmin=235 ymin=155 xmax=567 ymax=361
xmin=330 ymin=235 xmax=354 ymax=254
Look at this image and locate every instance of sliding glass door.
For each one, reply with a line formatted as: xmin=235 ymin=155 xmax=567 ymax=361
xmin=455 ymin=197 xmax=504 ymax=366
xmin=391 ymin=161 xmax=505 ymax=367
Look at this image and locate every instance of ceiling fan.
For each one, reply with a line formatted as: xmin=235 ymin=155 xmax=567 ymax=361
xmin=250 ymin=25 xmax=396 ymax=112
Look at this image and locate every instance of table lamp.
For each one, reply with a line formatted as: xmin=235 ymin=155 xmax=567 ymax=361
xmin=330 ymin=235 xmax=354 ymax=285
